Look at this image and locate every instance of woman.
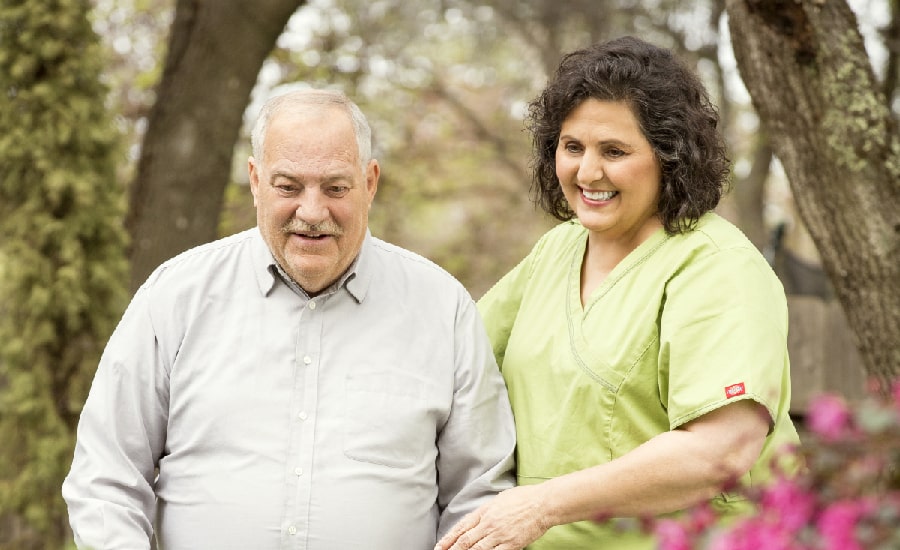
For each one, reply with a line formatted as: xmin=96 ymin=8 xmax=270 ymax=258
xmin=436 ymin=36 xmax=800 ymax=550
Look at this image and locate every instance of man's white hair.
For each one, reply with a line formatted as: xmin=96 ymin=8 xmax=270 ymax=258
xmin=250 ymin=88 xmax=372 ymax=171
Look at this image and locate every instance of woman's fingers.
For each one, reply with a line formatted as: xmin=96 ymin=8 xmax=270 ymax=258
xmin=435 ymin=511 xmax=482 ymax=550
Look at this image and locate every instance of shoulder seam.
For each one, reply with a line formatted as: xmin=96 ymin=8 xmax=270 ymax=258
xmin=369 ymin=237 xmax=463 ymax=286
xmin=144 ymin=230 xmax=256 ymax=288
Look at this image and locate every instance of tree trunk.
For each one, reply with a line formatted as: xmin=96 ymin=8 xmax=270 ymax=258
xmin=726 ymin=0 xmax=900 ymax=390
xmin=730 ymin=136 xmax=772 ymax=250
xmin=127 ymin=0 xmax=304 ymax=292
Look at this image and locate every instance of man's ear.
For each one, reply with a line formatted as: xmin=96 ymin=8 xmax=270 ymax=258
xmin=248 ymin=156 xmax=260 ymax=207
xmin=366 ymin=159 xmax=380 ymax=205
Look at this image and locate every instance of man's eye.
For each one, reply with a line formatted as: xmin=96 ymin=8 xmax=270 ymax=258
xmin=328 ymin=186 xmax=349 ymax=196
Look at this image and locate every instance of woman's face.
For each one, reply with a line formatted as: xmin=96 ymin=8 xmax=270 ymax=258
xmin=555 ymin=99 xmax=662 ymax=246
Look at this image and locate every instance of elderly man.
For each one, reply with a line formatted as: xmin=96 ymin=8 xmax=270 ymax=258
xmin=63 ymin=89 xmax=515 ymax=549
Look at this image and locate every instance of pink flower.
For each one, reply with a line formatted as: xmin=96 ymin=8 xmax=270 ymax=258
xmin=816 ymin=499 xmax=871 ymax=550
xmin=806 ymin=393 xmax=853 ymax=441
xmin=759 ymin=477 xmax=816 ymax=532
xmin=687 ymin=503 xmax=717 ymax=533
xmin=709 ymin=516 xmax=796 ymax=550
xmin=655 ymin=519 xmax=691 ymax=550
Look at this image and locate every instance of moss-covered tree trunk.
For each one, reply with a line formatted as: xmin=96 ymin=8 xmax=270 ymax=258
xmin=126 ymin=0 xmax=304 ymax=292
xmin=726 ymin=0 xmax=900 ymax=390
xmin=0 ymin=1 xmax=129 ymax=548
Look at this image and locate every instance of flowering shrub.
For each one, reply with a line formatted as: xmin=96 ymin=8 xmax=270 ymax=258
xmin=654 ymin=382 xmax=900 ymax=550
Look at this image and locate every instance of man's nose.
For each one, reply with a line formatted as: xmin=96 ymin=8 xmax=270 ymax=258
xmin=294 ymin=190 xmax=329 ymax=224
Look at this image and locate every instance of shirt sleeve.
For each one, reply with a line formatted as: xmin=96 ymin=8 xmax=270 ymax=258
xmin=62 ymin=284 xmax=170 ymax=549
xmin=477 ymin=232 xmax=546 ymax=368
xmin=659 ymin=245 xmax=790 ymax=429
xmin=435 ymin=296 xmax=516 ymax=537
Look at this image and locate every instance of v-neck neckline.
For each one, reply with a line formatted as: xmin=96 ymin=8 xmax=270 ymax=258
xmin=563 ymin=227 xmax=669 ymax=389
xmin=568 ymin=227 xmax=669 ymax=315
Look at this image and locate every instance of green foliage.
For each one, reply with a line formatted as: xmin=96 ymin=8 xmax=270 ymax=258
xmin=0 ymin=0 xmax=129 ymax=547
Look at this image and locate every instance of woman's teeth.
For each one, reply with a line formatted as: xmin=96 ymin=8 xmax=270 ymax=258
xmin=583 ymin=190 xmax=617 ymax=201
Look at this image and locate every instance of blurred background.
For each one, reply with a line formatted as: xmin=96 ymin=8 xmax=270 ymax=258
xmin=0 ymin=0 xmax=896 ymax=547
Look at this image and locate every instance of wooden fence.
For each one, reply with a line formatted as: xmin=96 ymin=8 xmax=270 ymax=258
xmin=787 ymin=295 xmax=867 ymax=414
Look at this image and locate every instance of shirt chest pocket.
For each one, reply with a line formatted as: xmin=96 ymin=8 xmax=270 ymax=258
xmin=343 ymin=369 xmax=434 ymax=469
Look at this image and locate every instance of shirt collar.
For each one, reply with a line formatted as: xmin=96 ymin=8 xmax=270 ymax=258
xmin=251 ymin=227 xmax=373 ymax=304
xmin=251 ymin=228 xmax=279 ymax=296
xmin=344 ymin=231 xmax=372 ymax=303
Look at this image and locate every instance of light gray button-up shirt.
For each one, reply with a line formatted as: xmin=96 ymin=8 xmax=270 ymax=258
xmin=62 ymin=228 xmax=516 ymax=549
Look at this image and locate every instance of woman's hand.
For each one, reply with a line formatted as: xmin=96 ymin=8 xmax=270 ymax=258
xmin=435 ymin=485 xmax=551 ymax=550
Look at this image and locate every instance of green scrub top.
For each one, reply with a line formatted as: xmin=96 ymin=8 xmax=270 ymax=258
xmin=478 ymin=213 xmax=800 ymax=549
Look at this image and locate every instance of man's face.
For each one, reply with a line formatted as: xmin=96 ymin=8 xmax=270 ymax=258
xmin=248 ymin=105 xmax=379 ymax=295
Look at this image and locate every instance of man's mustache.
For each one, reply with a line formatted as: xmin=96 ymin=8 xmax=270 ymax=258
xmin=281 ymin=219 xmax=344 ymax=236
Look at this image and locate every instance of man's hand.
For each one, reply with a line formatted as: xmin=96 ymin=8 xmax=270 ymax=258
xmin=435 ymin=485 xmax=551 ymax=550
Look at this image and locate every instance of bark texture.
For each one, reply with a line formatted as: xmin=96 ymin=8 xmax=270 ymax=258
xmin=127 ymin=0 xmax=304 ymax=292
xmin=726 ymin=0 xmax=900 ymax=389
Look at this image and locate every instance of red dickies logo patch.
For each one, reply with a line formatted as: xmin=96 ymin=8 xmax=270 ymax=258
xmin=725 ymin=383 xmax=746 ymax=398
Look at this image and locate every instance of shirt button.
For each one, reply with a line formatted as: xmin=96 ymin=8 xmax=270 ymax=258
xmin=298 ymin=411 xmax=308 ymax=420
xmin=308 ymin=301 xmax=316 ymax=310
xmin=288 ymin=526 xmax=297 ymax=535
xmin=303 ymin=356 xmax=312 ymax=365
xmin=294 ymin=467 xmax=303 ymax=476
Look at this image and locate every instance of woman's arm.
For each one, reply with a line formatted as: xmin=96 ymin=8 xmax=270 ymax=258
xmin=435 ymin=398 xmax=770 ymax=550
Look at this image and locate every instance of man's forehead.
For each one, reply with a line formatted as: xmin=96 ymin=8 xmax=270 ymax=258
xmin=271 ymin=103 xmax=347 ymax=127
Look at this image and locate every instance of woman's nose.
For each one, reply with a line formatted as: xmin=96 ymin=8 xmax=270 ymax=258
xmin=576 ymin=151 xmax=604 ymax=184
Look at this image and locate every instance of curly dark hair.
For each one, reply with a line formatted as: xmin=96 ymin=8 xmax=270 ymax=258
xmin=527 ymin=36 xmax=731 ymax=234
